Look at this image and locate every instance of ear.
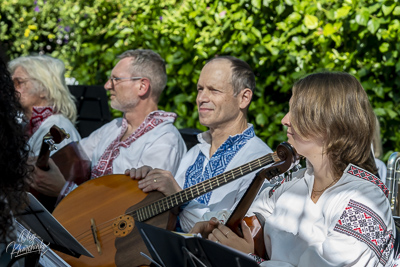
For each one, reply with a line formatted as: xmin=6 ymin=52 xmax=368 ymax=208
xmin=238 ymin=88 xmax=253 ymax=110
xmin=137 ymin=78 xmax=151 ymax=97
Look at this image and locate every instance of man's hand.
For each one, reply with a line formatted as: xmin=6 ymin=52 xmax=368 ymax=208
xmin=28 ymin=158 xmax=66 ymax=197
xmin=125 ymin=165 xmax=154 ymax=180
xmin=125 ymin=166 xmax=182 ymax=196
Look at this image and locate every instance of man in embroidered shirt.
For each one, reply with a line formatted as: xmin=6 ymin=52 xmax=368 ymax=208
xmin=31 ymin=49 xmax=187 ymax=198
xmin=127 ymin=56 xmax=273 ymax=232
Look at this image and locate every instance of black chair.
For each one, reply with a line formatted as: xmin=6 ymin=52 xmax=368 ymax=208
xmin=179 ymin=128 xmax=202 ymax=150
xmin=68 ymin=85 xmax=112 ymax=138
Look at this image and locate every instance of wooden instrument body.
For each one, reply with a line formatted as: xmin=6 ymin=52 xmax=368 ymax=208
xmin=52 ymin=174 xmax=175 ymax=267
xmin=52 ymin=142 xmax=298 ymax=266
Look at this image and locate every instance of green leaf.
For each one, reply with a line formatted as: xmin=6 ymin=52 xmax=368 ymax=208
xmin=368 ymin=3 xmax=381 ymax=14
xmin=304 ymin=14 xmax=318 ymax=29
xmin=251 ymin=0 xmax=261 ymax=10
xmin=379 ymin=42 xmax=389 ymax=53
xmin=367 ymin=18 xmax=380 ymax=34
xmin=386 ymin=108 xmax=397 ymax=119
xmin=276 ymin=4 xmax=285 ymax=15
xmin=394 ymin=6 xmax=400 ymax=15
xmin=287 ymin=12 xmax=302 ymax=23
xmin=355 ymin=8 xmax=370 ymax=26
xmin=382 ymin=4 xmax=395 ymax=16
xmin=335 ymin=6 xmax=352 ymax=19
xmin=323 ymin=23 xmax=335 ymax=35
xmin=256 ymin=113 xmax=267 ymax=126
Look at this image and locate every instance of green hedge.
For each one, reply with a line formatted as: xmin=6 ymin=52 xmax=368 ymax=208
xmin=1 ymin=0 xmax=400 ymax=161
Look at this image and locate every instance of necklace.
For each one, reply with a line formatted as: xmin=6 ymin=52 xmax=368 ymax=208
xmin=312 ymin=178 xmax=340 ymax=194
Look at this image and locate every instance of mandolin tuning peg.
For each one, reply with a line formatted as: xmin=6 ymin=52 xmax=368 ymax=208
xmin=44 ymin=139 xmax=57 ymax=151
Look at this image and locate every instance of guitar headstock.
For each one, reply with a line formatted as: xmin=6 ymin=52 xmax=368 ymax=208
xmin=42 ymin=125 xmax=71 ymax=152
xmin=258 ymin=142 xmax=300 ymax=181
xmin=36 ymin=125 xmax=70 ymax=170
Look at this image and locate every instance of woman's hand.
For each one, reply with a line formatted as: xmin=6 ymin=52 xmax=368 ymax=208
xmin=190 ymin=217 xmax=220 ymax=238
xmin=208 ymin=220 xmax=254 ymax=254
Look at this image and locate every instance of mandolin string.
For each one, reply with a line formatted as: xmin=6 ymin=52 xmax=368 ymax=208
xmin=71 ymin=152 xmax=281 ymax=244
xmin=138 ymin=153 xmax=278 ymax=221
xmin=164 ymin=154 xmax=277 ymax=211
xmin=73 ymin=219 xmax=116 ymax=241
xmin=137 ymin=153 xmax=278 ymax=221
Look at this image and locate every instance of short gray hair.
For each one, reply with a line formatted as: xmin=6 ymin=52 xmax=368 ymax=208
xmin=118 ymin=49 xmax=167 ymax=102
xmin=207 ymin=56 xmax=256 ymax=96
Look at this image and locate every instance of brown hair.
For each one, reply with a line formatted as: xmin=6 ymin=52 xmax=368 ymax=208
xmin=290 ymin=72 xmax=377 ymax=178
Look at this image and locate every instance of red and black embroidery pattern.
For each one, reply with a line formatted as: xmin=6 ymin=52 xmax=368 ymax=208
xmin=334 ymin=199 xmax=394 ymax=265
xmin=347 ymin=164 xmax=389 ymax=198
xmin=27 ymin=106 xmax=54 ymax=136
xmin=268 ymin=178 xmax=286 ymax=198
xmin=91 ymin=111 xmax=176 ymax=179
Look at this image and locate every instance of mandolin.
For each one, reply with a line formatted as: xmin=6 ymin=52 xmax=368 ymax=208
xmin=225 ymin=142 xmax=300 ymax=259
xmin=32 ymin=125 xmax=91 ymax=212
xmin=52 ymin=142 xmax=293 ymax=267
xmin=31 ymin=125 xmax=70 ymax=211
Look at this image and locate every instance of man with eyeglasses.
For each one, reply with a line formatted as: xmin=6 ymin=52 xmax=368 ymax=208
xmin=32 ymin=49 xmax=187 ymax=199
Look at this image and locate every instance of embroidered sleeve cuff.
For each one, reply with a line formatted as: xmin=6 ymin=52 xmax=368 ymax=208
xmin=248 ymin=253 xmax=266 ymax=264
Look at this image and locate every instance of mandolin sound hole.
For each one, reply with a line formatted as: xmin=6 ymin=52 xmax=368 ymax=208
xmin=112 ymin=215 xmax=134 ymax=237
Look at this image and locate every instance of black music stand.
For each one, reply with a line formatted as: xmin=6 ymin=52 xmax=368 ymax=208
xmin=14 ymin=193 xmax=93 ymax=260
xmin=135 ymin=220 xmax=259 ymax=267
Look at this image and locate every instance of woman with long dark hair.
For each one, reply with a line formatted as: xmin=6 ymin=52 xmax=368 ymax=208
xmin=0 ymin=56 xmax=32 ymax=245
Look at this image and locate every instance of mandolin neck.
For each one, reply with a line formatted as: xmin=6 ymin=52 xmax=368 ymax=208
xmin=133 ymin=152 xmax=279 ymax=222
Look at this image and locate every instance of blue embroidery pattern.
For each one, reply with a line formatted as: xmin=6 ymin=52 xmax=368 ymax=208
xmin=183 ymin=126 xmax=255 ymax=205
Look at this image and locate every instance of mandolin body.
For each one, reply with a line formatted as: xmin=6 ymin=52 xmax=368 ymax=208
xmin=52 ymin=174 xmax=174 ymax=267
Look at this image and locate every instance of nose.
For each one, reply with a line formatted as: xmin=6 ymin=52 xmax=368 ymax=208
xmin=104 ymin=78 xmax=113 ymax=91
xmin=196 ymin=89 xmax=210 ymax=105
xmin=281 ymin=112 xmax=291 ymax=127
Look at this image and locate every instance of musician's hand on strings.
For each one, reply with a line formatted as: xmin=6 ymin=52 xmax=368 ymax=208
xmin=136 ymin=168 xmax=182 ymax=196
xmin=29 ymin=158 xmax=66 ymax=197
xmin=125 ymin=165 xmax=153 ymax=180
xmin=208 ymin=220 xmax=254 ymax=254
xmin=190 ymin=217 xmax=220 ymax=238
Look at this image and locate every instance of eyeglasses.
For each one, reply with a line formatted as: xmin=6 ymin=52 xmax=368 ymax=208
xmin=109 ymin=77 xmax=143 ymax=89
xmin=12 ymin=77 xmax=33 ymax=88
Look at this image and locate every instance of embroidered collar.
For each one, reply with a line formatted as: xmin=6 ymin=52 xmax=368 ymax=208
xmin=183 ymin=124 xmax=255 ymax=205
xmin=90 ymin=110 xmax=177 ymax=178
xmin=346 ymin=164 xmax=389 ymax=197
xmin=118 ymin=111 xmax=177 ymax=147
xmin=196 ymin=124 xmax=255 ymax=159
xmin=27 ymin=106 xmax=54 ymax=137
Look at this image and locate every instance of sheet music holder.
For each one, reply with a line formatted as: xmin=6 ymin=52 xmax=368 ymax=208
xmin=15 ymin=193 xmax=93 ymax=259
xmin=135 ymin=220 xmax=259 ymax=267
